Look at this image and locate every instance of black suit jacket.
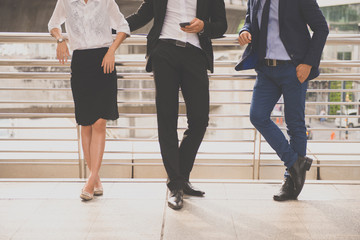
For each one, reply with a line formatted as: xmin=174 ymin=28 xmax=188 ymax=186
xmin=235 ymin=0 xmax=329 ymax=81
xmin=126 ymin=0 xmax=227 ymax=73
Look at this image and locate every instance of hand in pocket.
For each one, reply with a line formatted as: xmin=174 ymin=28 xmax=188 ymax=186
xmin=296 ymin=64 xmax=311 ymax=83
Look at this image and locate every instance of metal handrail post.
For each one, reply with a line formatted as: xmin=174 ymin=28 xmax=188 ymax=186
xmin=76 ymin=125 xmax=84 ymax=179
xmin=252 ymin=129 xmax=257 ymax=180
xmin=256 ymin=132 xmax=262 ymax=180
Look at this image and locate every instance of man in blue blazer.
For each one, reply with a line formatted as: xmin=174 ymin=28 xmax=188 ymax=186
xmin=236 ymin=0 xmax=328 ymax=201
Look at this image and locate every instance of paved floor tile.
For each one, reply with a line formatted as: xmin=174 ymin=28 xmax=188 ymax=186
xmin=163 ymin=199 xmax=238 ymax=240
xmin=0 ymin=182 xmax=359 ymax=240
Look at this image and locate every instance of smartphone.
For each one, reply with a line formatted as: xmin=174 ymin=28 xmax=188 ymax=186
xmin=179 ymin=22 xmax=191 ymax=28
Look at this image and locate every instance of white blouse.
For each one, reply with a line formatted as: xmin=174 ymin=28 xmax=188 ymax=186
xmin=48 ymin=0 xmax=130 ymax=51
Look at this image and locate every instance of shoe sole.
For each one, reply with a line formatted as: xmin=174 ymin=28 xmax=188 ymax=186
xmin=183 ymin=192 xmax=205 ymax=197
xmin=167 ymin=202 xmax=183 ymax=210
xmin=80 ymin=194 xmax=93 ymax=201
xmin=273 ymin=195 xmax=297 ymax=201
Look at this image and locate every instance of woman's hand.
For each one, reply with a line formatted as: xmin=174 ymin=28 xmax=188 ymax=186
xmin=102 ymin=48 xmax=115 ymax=74
xmin=57 ymin=42 xmax=70 ymax=64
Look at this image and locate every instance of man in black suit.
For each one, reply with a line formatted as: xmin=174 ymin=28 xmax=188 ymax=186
xmin=126 ymin=0 xmax=227 ymax=209
xmin=236 ymin=0 xmax=328 ymax=201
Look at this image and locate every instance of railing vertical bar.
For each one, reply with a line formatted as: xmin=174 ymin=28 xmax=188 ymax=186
xmin=131 ymin=142 xmax=135 ymax=179
xmin=76 ymin=125 xmax=83 ymax=179
xmin=252 ymin=129 xmax=257 ymax=180
xmin=257 ymin=132 xmax=262 ymax=180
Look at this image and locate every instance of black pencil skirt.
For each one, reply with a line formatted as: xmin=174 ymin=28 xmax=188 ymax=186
xmin=70 ymin=47 xmax=119 ymax=126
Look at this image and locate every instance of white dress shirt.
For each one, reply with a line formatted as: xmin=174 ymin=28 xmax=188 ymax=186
xmin=160 ymin=0 xmax=201 ymax=49
xmin=48 ymin=0 xmax=130 ymax=51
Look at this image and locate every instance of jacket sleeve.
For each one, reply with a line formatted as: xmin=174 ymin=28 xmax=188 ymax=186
xmin=239 ymin=0 xmax=251 ymax=35
xmin=300 ymin=0 xmax=329 ymax=68
xmin=200 ymin=0 xmax=227 ymax=39
xmin=126 ymin=0 xmax=154 ymax=32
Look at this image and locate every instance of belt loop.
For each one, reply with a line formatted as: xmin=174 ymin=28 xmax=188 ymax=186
xmin=273 ymin=59 xmax=277 ymax=67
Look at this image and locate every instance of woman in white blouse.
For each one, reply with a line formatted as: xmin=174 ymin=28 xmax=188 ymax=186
xmin=48 ymin=0 xmax=130 ymax=201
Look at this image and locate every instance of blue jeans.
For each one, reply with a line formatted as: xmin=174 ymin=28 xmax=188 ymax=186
xmin=250 ymin=62 xmax=308 ymax=169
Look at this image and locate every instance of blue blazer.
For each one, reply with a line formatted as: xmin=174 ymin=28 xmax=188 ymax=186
xmin=235 ymin=0 xmax=329 ymax=81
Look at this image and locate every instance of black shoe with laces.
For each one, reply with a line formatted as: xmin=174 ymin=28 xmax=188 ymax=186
xmin=288 ymin=156 xmax=313 ymax=197
xmin=183 ymin=181 xmax=205 ymax=197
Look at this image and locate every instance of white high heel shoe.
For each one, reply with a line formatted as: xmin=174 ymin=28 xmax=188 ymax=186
xmin=80 ymin=188 xmax=94 ymax=201
xmin=94 ymin=187 xmax=103 ymax=196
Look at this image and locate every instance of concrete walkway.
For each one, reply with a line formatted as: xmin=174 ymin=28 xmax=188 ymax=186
xmin=0 ymin=181 xmax=359 ymax=240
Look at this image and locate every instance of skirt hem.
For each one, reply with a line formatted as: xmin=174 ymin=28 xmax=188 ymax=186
xmin=76 ymin=115 xmax=119 ymax=126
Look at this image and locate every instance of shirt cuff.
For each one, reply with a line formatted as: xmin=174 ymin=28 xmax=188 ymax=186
xmin=48 ymin=24 xmax=62 ymax=34
xmin=114 ymin=24 xmax=131 ymax=37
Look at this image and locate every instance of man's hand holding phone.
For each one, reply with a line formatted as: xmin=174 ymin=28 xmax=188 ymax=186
xmin=179 ymin=22 xmax=191 ymax=28
xmin=180 ymin=18 xmax=204 ymax=33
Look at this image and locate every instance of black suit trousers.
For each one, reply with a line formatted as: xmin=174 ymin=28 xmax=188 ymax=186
xmin=152 ymin=41 xmax=209 ymax=191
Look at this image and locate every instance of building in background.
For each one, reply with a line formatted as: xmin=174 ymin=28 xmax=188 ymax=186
xmin=307 ymin=0 xmax=360 ymax=116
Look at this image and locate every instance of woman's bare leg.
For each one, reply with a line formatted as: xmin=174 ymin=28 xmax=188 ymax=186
xmin=81 ymin=125 xmax=102 ymax=189
xmin=81 ymin=125 xmax=92 ymax=172
xmin=83 ymin=118 xmax=106 ymax=193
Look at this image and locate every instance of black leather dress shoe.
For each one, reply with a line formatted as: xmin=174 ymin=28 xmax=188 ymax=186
xmin=273 ymin=177 xmax=297 ymax=201
xmin=183 ymin=181 xmax=205 ymax=197
xmin=168 ymin=189 xmax=184 ymax=210
xmin=288 ymin=156 xmax=313 ymax=197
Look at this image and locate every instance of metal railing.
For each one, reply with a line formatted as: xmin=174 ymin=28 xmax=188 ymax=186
xmin=0 ymin=33 xmax=359 ymax=180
